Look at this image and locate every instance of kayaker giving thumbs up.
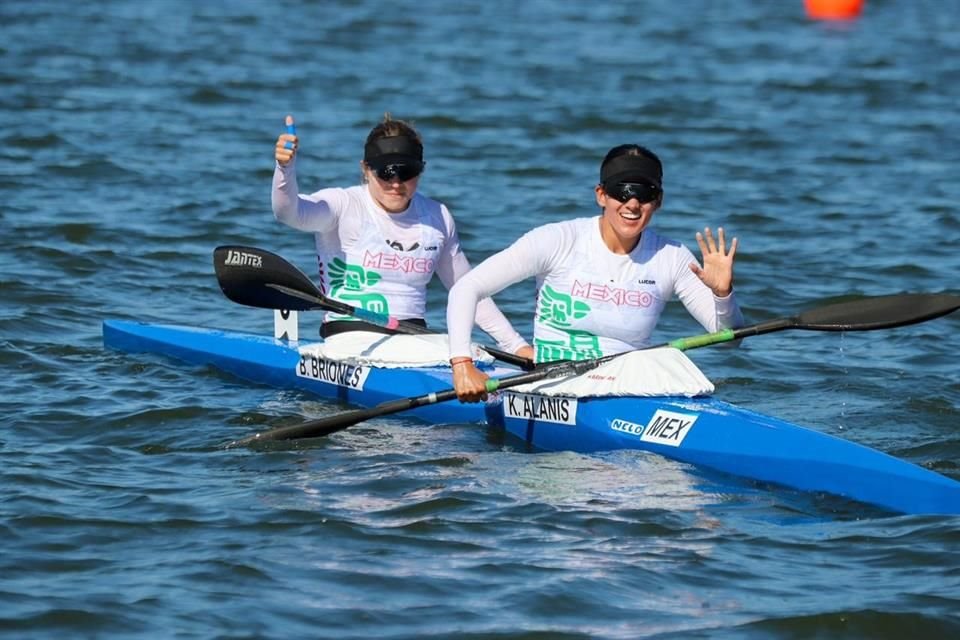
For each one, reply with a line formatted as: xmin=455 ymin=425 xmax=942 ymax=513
xmin=270 ymin=112 xmax=532 ymax=361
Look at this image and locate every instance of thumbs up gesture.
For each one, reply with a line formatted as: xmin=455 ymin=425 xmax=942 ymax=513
xmin=275 ymin=115 xmax=298 ymax=166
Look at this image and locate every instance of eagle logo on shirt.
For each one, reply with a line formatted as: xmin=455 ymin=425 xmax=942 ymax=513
xmin=538 ymin=285 xmax=591 ymax=328
xmin=535 ymin=285 xmax=600 ymax=362
xmin=328 ymin=257 xmax=389 ymax=314
xmin=330 ymin=257 xmax=381 ymax=291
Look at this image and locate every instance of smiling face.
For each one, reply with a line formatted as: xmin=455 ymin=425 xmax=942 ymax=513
xmin=595 ymin=183 xmax=662 ymax=254
xmin=595 ymin=145 xmax=665 ymax=253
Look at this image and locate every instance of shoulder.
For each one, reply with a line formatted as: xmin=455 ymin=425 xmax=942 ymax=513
xmin=641 ymin=228 xmax=696 ymax=271
xmin=643 ymin=227 xmax=688 ymax=253
xmin=518 ymin=217 xmax=593 ymax=259
xmin=341 ymin=185 xmax=367 ymax=201
xmin=523 ymin=216 xmax=590 ymax=241
xmin=411 ymin=192 xmax=445 ymax=216
xmin=307 ymin=185 xmax=359 ymax=208
xmin=412 ymin=192 xmax=455 ymax=234
xmin=510 ymin=217 xmax=591 ymax=266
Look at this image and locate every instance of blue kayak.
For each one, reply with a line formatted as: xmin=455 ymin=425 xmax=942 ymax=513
xmin=102 ymin=319 xmax=960 ymax=515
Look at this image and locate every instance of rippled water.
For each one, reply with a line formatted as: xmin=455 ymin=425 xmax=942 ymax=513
xmin=2 ymin=0 xmax=960 ymax=637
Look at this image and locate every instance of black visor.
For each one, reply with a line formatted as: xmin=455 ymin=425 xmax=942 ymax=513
xmin=364 ymin=135 xmax=423 ymax=169
xmin=600 ymin=154 xmax=662 ymax=189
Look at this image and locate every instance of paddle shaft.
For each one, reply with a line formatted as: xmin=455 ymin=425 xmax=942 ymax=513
xmin=228 ymin=340 xmax=680 ymax=446
xmin=669 ymin=292 xmax=960 ymax=349
xmin=231 ymin=354 xmax=596 ymax=445
xmin=235 ymin=389 xmax=460 ymax=443
xmin=230 ymin=292 xmax=960 ymax=445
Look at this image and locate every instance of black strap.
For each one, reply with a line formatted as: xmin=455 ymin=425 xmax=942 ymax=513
xmin=320 ymin=318 xmax=428 ymax=339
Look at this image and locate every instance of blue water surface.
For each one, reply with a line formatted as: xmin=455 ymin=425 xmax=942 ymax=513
xmin=1 ymin=1 xmax=959 ymax=638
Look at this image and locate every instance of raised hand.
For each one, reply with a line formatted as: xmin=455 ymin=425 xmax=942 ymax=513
xmin=689 ymin=226 xmax=737 ymax=297
xmin=274 ymin=114 xmax=298 ymax=166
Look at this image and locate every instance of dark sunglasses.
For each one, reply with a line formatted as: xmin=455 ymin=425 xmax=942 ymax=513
xmin=371 ymin=161 xmax=424 ymax=182
xmin=604 ymin=181 xmax=661 ymax=205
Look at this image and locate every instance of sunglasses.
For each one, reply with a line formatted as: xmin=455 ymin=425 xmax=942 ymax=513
xmin=371 ymin=161 xmax=424 ymax=182
xmin=604 ymin=181 xmax=661 ymax=205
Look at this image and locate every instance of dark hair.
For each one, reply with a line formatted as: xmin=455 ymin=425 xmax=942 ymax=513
xmin=598 ymin=143 xmax=664 ymax=195
xmin=600 ymin=144 xmax=662 ymax=177
xmin=365 ymin=112 xmax=423 ymax=147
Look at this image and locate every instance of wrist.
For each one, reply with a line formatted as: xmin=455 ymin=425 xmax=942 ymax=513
xmin=714 ymin=286 xmax=732 ymax=298
xmin=450 ymin=357 xmax=473 ymax=367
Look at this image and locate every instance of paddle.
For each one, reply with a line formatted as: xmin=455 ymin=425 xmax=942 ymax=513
xmin=228 ymin=292 xmax=960 ymax=446
xmin=212 ymin=245 xmax=534 ymax=370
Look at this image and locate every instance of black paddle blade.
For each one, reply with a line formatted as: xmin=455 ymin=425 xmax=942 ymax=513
xmin=213 ymin=245 xmax=322 ymax=311
xmin=795 ymin=293 xmax=960 ymax=331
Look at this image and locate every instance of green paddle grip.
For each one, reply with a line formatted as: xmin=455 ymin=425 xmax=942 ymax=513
xmin=668 ymin=328 xmax=736 ymax=351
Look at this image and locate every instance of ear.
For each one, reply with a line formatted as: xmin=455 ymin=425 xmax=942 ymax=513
xmin=359 ymin=160 xmax=369 ymax=184
xmin=594 ymin=184 xmax=606 ymax=207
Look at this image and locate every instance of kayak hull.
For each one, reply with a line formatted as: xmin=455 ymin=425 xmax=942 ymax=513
xmin=501 ymin=392 xmax=960 ymax=515
xmin=103 ymin=320 xmax=503 ymax=426
xmin=103 ymin=319 xmax=960 ymax=515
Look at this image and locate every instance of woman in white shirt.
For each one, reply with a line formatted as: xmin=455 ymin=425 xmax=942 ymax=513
xmin=447 ymin=143 xmax=744 ymax=402
xmin=272 ymin=113 xmax=532 ymax=359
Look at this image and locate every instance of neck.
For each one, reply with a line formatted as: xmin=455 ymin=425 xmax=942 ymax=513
xmin=598 ymin=217 xmax=641 ymax=254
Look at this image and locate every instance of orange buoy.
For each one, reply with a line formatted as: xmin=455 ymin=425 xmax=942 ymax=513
xmin=804 ymin=0 xmax=864 ymax=19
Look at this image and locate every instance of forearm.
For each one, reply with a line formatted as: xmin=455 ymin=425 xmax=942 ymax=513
xmin=713 ymin=290 xmax=744 ymax=330
xmin=447 ymin=245 xmax=539 ymax=359
xmin=447 ymin=273 xmax=484 ymax=360
xmin=679 ymin=279 xmax=745 ymax=333
xmin=475 ymin=297 xmax=530 ymax=353
xmin=271 ymin=162 xmax=301 ymax=225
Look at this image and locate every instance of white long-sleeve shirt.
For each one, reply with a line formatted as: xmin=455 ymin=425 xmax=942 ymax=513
xmin=272 ymin=161 xmax=528 ymax=353
xmin=448 ymin=216 xmax=743 ymax=362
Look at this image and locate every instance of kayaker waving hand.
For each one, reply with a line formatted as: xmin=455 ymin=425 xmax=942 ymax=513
xmin=272 ymin=113 xmax=533 ymax=360
xmin=447 ymin=143 xmax=744 ymax=402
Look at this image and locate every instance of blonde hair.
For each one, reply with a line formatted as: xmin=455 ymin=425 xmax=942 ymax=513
xmin=365 ymin=112 xmax=422 ymax=146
